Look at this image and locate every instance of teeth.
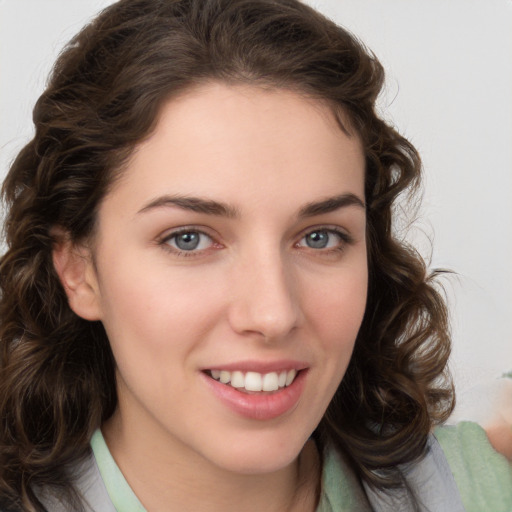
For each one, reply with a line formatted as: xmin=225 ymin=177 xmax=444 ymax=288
xmin=209 ymin=369 xmax=299 ymax=392
xmin=285 ymin=369 xmax=297 ymax=386
xmin=219 ymin=370 xmax=231 ymax=384
xmin=262 ymin=372 xmax=279 ymax=392
xmin=231 ymin=371 xmax=245 ymax=388
xmin=245 ymin=372 xmax=262 ymax=391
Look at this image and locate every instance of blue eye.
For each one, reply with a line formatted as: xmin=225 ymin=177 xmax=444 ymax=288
xmin=298 ymin=229 xmax=345 ymax=250
xmin=165 ymin=231 xmax=213 ymax=252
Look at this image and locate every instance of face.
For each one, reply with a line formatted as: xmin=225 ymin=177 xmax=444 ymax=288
xmin=61 ymin=82 xmax=367 ymax=475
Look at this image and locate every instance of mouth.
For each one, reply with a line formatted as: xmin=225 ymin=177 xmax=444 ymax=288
xmin=202 ymin=365 xmax=308 ymax=420
xmin=205 ymin=369 xmax=298 ymax=393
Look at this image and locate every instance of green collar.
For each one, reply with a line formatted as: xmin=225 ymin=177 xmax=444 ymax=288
xmin=90 ymin=429 xmax=146 ymax=512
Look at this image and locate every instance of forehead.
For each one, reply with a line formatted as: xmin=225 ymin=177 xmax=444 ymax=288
xmin=104 ymin=82 xmax=365 ymax=215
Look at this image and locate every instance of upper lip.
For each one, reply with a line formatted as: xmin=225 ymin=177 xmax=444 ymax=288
xmin=203 ymin=360 xmax=309 ymax=373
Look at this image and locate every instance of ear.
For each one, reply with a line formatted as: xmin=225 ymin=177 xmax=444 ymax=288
xmin=52 ymin=227 xmax=102 ymax=321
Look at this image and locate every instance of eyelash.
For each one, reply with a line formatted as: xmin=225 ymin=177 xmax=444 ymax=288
xmin=159 ymin=227 xmax=218 ymax=257
xmin=295 ymin=227 xmax=353 ymax=254
xmin=158 ymin=226 xmax=353 ymax=257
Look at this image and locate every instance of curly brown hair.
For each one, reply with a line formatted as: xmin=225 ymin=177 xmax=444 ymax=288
xmin=0 ymin=0 xmax=453 ymax=509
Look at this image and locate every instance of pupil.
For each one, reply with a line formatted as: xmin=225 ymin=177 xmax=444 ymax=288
xmin=176 ymin=232 xmax=200 ymax=250
xmin=307 ymin=231 xmax=328 ymax=249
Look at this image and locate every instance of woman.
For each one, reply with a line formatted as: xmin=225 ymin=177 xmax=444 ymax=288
xmin=0 ymin=0 xmax=510 ymax=511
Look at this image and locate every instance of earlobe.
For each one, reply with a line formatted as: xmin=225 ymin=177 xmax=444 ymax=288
xmin=51 ymin=228 xmax=102 ymax=321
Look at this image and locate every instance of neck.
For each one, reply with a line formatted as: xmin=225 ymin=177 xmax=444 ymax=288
xmin=102 ymin=413 xmax=320 ymax=512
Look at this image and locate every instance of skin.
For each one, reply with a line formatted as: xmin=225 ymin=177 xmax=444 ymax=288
xmin=452 ymin=378 xmax=512 ymax=461
xmin=54 ymin=82 xmax=368 ymax=511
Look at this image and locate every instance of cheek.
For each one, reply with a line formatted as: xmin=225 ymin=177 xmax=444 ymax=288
xmin=301 ymin=261 xmax=368 ymax=392
xmin=97 ymin=261 xmax=230 ymax=359
xmin=305 ymin=266 xmax=368 ymax=342
xmin=295 ymin=264 xmax=368 ymax=431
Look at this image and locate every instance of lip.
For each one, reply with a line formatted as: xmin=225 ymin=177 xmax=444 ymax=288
xmin=204 ymin=360 xmax=309 ymax=373
xmin=201 ymin=367 xmax=308 ymax=421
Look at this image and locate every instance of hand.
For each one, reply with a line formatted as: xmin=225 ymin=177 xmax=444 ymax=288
xmin=449 ymin=377 xmax=512 ymax=460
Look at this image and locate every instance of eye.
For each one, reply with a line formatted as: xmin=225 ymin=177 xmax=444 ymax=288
xmin=163 ymin=230 xmax=214 ymax=252
xmin=297 ymin=229 xmax=348 ymax=250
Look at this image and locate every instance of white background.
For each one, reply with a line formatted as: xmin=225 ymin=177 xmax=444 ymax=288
xmin=1 ymin=0 xmax=511 ymax=399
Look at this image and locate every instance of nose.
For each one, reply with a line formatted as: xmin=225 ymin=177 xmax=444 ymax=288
xmin=227 ymin=248 xmax=301 ymax=342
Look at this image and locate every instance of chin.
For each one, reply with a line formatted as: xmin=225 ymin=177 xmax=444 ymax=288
xmin=204 ymin=430 xmax=311 ymax=475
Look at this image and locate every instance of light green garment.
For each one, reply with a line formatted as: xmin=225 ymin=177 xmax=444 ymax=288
xmin=90 ymin=430 xmax=145 ymax=512
xmin=435 ymin=421 xmax=512 ymax=512
xmin=316 ymin=447 xmax=372 ymax=511
xmin=90 ymin=422 xmax=512 ymax=511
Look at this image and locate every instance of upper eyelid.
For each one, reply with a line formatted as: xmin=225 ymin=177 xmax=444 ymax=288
xmin=158 ymin=229 xmax=218 ymax=256
xmin=295 ymin=228 xmax=353 ymax=245
xmin=296 ymin=224 xmax=352 ymax=240
xmin=157 ymin=228 xmax=217 ymax=253
xmin=164 ymin=229 xmax=213 ymax=241
xmin=159 ymin=225 xmax=217 ymax=241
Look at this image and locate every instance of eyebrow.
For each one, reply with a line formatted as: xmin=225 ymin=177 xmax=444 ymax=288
xmin=137 ymin=192 xmax=365 ymax=218
xmin=137 ymin=195 xmax=240 ymax=218
xmin=298 ymin=193 xmax=365 ymax=217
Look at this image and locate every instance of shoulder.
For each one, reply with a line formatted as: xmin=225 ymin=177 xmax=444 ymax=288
xmin=321 ymin=427 xmax=512 ymax=512
xmin=319 ymin=438 xmax=463 ymax=512
xmin=435 ymin=421 xmax=512 ymax=512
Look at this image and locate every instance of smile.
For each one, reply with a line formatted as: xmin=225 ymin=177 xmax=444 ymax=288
xmin=208 ymin=369 xmax=298 ymax=393
xmin=202 ymin=366 xmax=307 ymax=420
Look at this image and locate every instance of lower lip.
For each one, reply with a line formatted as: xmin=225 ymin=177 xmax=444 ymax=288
xmin=201 ymin=370 xmax=307 ymax=421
